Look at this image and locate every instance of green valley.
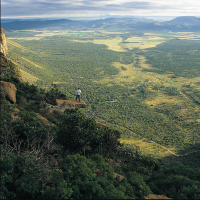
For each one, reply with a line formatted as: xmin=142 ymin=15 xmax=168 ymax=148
xmin=5 ymin=29 xmax=200 ymax=168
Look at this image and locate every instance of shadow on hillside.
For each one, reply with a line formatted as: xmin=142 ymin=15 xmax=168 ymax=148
xmin=162 ymin=143 xmax=200 ymax=169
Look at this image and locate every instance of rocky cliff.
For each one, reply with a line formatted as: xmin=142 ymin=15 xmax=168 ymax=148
xmin=0 ymin=81 xmax=17 ymax=104
xmin=0 ymin=28 xmax=8 ymax=56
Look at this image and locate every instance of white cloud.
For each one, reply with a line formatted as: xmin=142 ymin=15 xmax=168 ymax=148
xmin=1 ymin=0 xmax=200 ymax=19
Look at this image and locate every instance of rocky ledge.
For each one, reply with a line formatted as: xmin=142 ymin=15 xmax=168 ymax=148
xmin=46 ymin=99 xmax=87 ymax=113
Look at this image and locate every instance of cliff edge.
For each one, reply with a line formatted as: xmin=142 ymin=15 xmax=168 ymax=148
xmin=0 ymin=28 xmax=86 ymax=110
xmin=0 ymin=28 xmax=8 ymax=56
xmin=45 ymin=99 xmax=87 ymax=113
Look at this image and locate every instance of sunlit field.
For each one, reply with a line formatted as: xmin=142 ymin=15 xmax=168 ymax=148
xmin=19 ymin=69 xmax=39 ymax=83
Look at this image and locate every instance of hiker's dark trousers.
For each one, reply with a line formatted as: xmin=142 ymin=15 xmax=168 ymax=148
xmin=76 ymin=95 xmax=80 ymax=102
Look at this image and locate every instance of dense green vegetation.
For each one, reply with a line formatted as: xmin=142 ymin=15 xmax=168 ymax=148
xmin=143 ymin=39 xmax=200 ymax=78
xmin=147 ymin=165 xmax=200 ymax=199
xmin=6 ymin=31 xmax=200 ymax=168
xmin=1 ymin=53 xmax=200 ymax=199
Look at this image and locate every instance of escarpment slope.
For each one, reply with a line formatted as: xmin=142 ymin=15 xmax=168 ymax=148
xmin=2 ymin=26 xmax=200 ymax=200
xmin=0 ymin=28 xmax=8 ymax=56
xmin=0 ymin=28 xmax=86 ymax=111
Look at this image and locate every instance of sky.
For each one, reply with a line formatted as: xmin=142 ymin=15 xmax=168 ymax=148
xmin=1 ymin=0 xmax=200 ymax=21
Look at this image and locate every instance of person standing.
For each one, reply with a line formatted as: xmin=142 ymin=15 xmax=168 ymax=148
xmin=76 ymin=88 xmax=81 ymax=102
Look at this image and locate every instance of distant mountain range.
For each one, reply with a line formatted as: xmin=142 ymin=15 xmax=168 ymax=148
xmin=2 ymin=16 xmax=200 ymax=32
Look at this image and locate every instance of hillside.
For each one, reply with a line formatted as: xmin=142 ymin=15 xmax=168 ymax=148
xmin=4 ymin=27 xmax=200 ymax=166
xmin=0 ymin=45 xmax=157 ymax=200
xmin=1 ymin=28 xmax=200 ymax=199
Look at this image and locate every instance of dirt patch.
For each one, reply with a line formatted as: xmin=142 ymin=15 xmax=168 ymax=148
xmin=96 ymin=121 xmax=108 ymax=128
xmin=56 ymin=99 xmax=83 ymax=104
xmin=146 ymin=194 xmax=172 ymax=199
xmin=56 ymin=99 xmax=86 ymax=108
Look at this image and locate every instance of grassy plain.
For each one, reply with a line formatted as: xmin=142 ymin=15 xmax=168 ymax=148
xmin=122 ymin=36 xmax=169 ymax=49
xmin=5 ymin=30 xmax=200 ymax=167
xmin=19 ymin=69 xmax=39 ymax=83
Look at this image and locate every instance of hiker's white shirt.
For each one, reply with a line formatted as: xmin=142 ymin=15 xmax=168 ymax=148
xmin=77 ymin=90 xmax=81 ymax=95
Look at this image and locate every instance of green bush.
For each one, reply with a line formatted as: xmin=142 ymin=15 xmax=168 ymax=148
xmin=147 ymin=165 xmax=200 ymax=199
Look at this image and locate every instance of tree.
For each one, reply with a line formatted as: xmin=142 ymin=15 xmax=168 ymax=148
xmin=0 ymin=154 xmax=73 ymax=199
xmin=147 ymin=164 xmax=200 ymax=199
xmin=1 ymin=109 xmax=57 ymax=160
xmin=45 ymin=84 xmax=66 ymax=105
xmin=56 ymin=109 xmax=121 ymax=157
xmin=61 ymin=154 xmax=133 ymax=199
xmin=56 ymin=109 xmax=97 ymax=155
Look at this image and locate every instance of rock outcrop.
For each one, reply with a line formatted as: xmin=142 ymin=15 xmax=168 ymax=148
xmin=0 ymin=81 xmax=17 ymax=104
xmin=56 ymin=99 xmax=87 ymax=109
xmin=46 ymin=99 xmax=87 ymax=113
xmin=0 ymin=28 xmax=8 ymax=56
